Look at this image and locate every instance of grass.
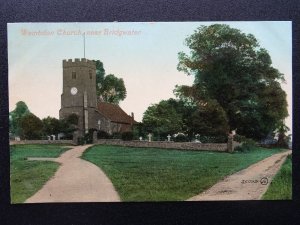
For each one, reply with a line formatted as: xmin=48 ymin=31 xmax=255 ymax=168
xmin=82 ymin=145 xmax=284 ymax=201
xmin=10 ymin=144 xmax=70 ymax=203
xmin=262 ymin=154 xmax=292 ymax=200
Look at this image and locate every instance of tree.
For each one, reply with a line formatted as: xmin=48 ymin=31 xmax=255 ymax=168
xmin=142 ymin=100 xmax=183 ymax=139
xmin=188 ymin=100 xmax=229 ymax=137
xmin=275 ymin=121 xmax=291 ymax=148
xmin=66 ymin=113 xmax=79 ymax=126
xmin=93 ymin=60 xmax=106 ymax=97
xmin=9 ymin=101 xmax=30 ymax=136
xmin=94 ymin=60 xmax=127 ymax=104
xmin=177 ymin=24 xmax=288 ymax=140
xmin=42 ymin=116 xmax=60 ymax=136
xmin=165 ymin=98 xmax=197 ymax=135
xmin=20 ymin=113 xmax=43 ymax=139
xmin=98 ymin=74 xmax=127 ymax=104
xmin=59 ymin=113 xmax=79 ymax=138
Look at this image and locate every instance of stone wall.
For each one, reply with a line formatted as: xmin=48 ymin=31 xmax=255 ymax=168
xmin=10 ymin=140 xmax=74 ymax=145
xmin=9 ymin=139 xmax=241 ymax=152
xmin=96 ymin=139 xmax=230 ymax=152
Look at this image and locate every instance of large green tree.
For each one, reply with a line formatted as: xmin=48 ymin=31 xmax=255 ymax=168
xmin=99 ymin=74 xmax=127 ymax=104
xmin=42 ymin=116 xmax=61 ymax=136
xmin=142 ymin=100 xmax=183 ymax=139
xmin=94 ymin=60 xmax=105 ymax=96
xmin=20 ymin=113 xmax=43 ymax=140
xmin=188 ymin=100 xmax=229 ymax=137
xmin=40 ymin=114 xmax=79 ymax=139
xmin=177 ymin=24 xmax=288 ymax=140
xmin=172 ymin=89 xmax=229 ymax=138
xmin=58 ymin=113 xmax=79 ymax=139
xmin=94 ymin=60 xmax=127 ymax=104
xmin=165 ymin=98 xmax=196 ymax=133
xmin=275 ymin=121 xmax=291 ymax=148
xmin=9 ymin=101 xmax=30 ymax=136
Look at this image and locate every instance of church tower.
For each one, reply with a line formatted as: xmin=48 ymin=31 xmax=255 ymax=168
xmin=59 ymin=58 xmax=97 ymax=136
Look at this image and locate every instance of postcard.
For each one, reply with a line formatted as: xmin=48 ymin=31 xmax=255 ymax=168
xmin=8 ymin=22 xmax=292 ymax=203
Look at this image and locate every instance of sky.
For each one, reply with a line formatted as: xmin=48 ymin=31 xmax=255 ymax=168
xmin=8 ymin=21 xmax=292 ymax=133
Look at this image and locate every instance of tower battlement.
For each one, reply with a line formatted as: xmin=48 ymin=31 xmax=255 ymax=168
xmin=63 ymin=58 xmax=96 ymax=69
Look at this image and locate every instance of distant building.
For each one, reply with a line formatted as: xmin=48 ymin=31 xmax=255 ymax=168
xmin=59 ymin=58 xmax=135 ymax=137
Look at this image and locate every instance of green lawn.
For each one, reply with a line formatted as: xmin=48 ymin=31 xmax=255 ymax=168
xmin=82 ymin=145 xmax=284 ymax=201
xmin=10 ymin=144 xmax=70 ymax=203
xmin=262 ymin=154 xmax=292 ymax=200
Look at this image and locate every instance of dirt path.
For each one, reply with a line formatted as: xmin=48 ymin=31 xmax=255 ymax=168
xmin=25 ymin=145 xmax=120 ymax=203
xmin=188 ymin=150 xmax=292 ymax=201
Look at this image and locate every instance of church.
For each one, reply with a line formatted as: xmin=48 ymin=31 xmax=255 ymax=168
xmin=59 ymin=58 xmax=135 ymax=137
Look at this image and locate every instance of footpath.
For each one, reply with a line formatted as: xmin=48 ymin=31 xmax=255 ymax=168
xmin=188 ymin=150 xmax=292 ymax=201
xmin=25 ymin=145 xmax=120 ymax=203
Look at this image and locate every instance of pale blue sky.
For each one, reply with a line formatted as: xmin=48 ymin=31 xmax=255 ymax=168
xmin=8 ymin=22 xmax=292 ymax=132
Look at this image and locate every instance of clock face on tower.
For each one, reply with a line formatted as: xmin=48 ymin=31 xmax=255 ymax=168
xmin=70 ymin=87 xmax=78 ymax=95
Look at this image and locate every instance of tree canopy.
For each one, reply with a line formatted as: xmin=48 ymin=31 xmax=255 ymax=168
xmin=94 ymin=60 xmax=127 ymax=104
xmin=142 ymin=100 xmax=183 ymax=139
xmin=9 ymin=101 xmax=30 ymax=136
xmin=20 ymin=113 xmax=43 ymax=139
xmin=188 ymin=99 xmax=229 ymax=137
xmin=99 ymin=74 xmax=127 ymax=104
xmin=10 ymin=101 xmax=79 ymax=140
xmin=177 ymin=24 xmax=288 ymax=140
xmin=42 ymin=116 xmax=61 ymax=136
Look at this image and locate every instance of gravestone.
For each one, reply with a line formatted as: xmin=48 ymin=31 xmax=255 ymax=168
xmin=167 ymin=134 xmax=171 ymax=142
xmin=147 ymin=133 xmax=152 ymax=142
xmin=15 ymin=136 xmax=20 ymax=141
xmin=58 ymin=133 xmax=64 ymax=140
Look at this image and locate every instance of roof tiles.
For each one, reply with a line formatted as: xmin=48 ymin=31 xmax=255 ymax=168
xmin=97 ymin=102 xmax=134 ymax=124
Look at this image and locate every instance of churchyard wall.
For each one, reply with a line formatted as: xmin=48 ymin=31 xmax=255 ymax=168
xmin=10 ymin=140 xmax=74 ymax=145
xmin=96 ymin=139 xmax=240 ymax=152
xmin=9 ymin=139 xmax=241 ymax=152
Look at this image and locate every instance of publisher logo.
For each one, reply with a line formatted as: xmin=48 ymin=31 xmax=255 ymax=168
xmin=260 ymin=177 xmax=268 ymax=185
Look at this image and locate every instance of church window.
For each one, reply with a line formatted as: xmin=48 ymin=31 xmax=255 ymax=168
xmin=72 ymin=72 xmax=76 ymax=79
xmin=89 ymin=70 xmax=92 ymax=79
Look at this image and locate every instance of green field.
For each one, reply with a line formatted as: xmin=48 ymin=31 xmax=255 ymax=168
xmin=262 ymin=154 xmax=292 ymax=200
xmin=10 ymin=144 xmax=70 ymax=203
xmin=82 ymin=145 xmax=284 ymax=201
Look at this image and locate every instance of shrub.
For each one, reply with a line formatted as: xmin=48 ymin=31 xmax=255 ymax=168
xmin=112 ymin=132 xmax=122 ymax=139
xmin=153 ymin=135 xmax=164 ymax=141
xmin=84 ymin=133 xmax=93 ymax=144
xmin=97 ymin=130 xmax=110 ymax=139
xmin=83 ymin=129 xmax=97 ymax=144
xmin=66 ymin=113 xmax=79 ymax=125
xmin=234 ymin=134 xmax=248 ymax=142
xmin=199 ymin=135 xmax=227 ymax=143
xmin=77 ymin=137 xmax=85 ymax=145
xmin=174 ymin=133 xmax=187 ymax=142
xmin=62 ymin=133 xmax=73 ymax=140
xmin=234 ymin=137 xmax=257 ymax=152
xmin=122 ymin=131 xmax=134 ymax=141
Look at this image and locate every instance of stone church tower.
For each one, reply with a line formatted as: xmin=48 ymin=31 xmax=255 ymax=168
xmin=59 ymin=58 xmax=136 ymax=139
xmin=59 ymin=58 xmax=97 ymax=136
